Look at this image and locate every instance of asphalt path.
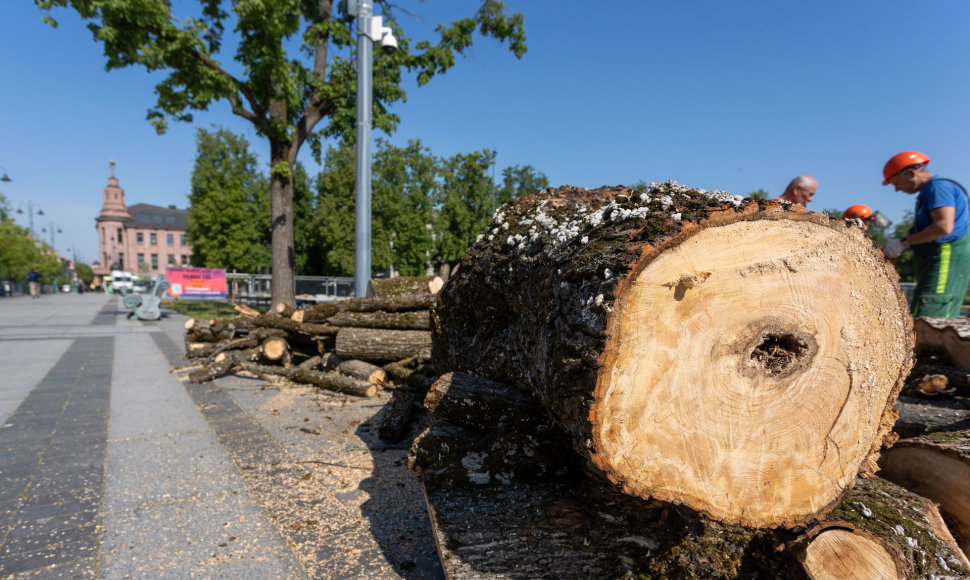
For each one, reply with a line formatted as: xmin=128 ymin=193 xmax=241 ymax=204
xmin=0 ymin=292 xmax=442 ymax=579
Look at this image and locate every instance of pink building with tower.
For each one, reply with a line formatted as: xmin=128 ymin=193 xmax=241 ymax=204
xmin=93 ymin=161 xmax=192 ymax=279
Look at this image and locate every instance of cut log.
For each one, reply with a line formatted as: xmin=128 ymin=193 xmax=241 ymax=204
xmin=335 ymin=327 xmax=432 ymax=364
xmin=915 ymin=317 xmax=970 ymax=371
xmin=367 ymin=275 xmax=443 ymax=298
xmin=258 ymin=336 xmax=290 ymax=365
xmin=252 ymin=313 xmax=338 ymax=337
xmin=383 ymin=359 xmax=435 ymax=391
xmin=300 ymin=293 xmax=436 ymax=323
xmin=878 ymin=429 xmax=970 ymax=559
xmin=424 ymin=372 xmax=546 ymax=432
xmin=233 ymin=362 xmax=377 ymax=397
xmin=297 ymin=355 xmax=322 ymax=370
xmin=336 ymin=359 xmax=386 ymax=386
xmin=377 ymin=387 xmax=417 ymax=443
xmin=188 ymin=350 xmax=252 ymax=384
xmin=328 ymin=310 xmax=431 ymax=330
xmin=233 ymin=303 xmax=261 ymax=317
xmin=319 ymin=351 xmax=343 ymax=370
xmin=272 ymin=301 xmax=296 ymax=318
xmin=291 ymin=309 xmax=305 ymax=323
xmin=432 ymin=183 xmax=913 ymax=528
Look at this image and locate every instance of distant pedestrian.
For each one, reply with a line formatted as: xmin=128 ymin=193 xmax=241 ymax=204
xmin=27 ymin=268 xmax=41 ymax=299
xmin=881 ymin=151 xmax=970 ymax=318
xmin=776 ymin=174 xmax=818 ymax=206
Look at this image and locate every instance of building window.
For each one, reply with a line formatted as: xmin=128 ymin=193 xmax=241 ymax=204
xmin=180 ymin=234 xmax=186 ymax=246
xmin=117 ymin=228 xmax=123 ymax=243
xmin=166 ymin=216 xmax=174 ymax=224
xmin=167 ymin=233 xmax=174 ymax=245
xmin=181 ymin=255 xmax=189 ymax=266
xmin=150 ymin=233 xmax=157 ymax=245
xmin=118 ymin=253 xmax=124 ymax=269
xmin=137 ymin=232 xmax=143 ymax=244
xmin=151 ymin=254 xmax=158 ymax=269
xmin=168 ymin=254 xmax=176 ymax=266
xmin=153 ymin=216 xmax=162 ymax=223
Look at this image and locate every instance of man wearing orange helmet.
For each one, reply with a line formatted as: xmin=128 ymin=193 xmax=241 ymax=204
xmin=881 ymin=151 xmax=970 ymax=318
xmin=776 ymin=174 xmax=817 ymax=205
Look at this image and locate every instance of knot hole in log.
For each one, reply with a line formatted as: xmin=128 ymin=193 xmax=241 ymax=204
xmin=748 ymin=332 xmax=815 ymax=378
xmin=736 ymin=323 xmax=818 ymax=381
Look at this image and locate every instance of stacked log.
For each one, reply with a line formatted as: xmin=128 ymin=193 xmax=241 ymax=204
xmin=412 ymin=183 xmax=970 ymax=576
xmin=181 ymin=277 xmax=438 ymax=404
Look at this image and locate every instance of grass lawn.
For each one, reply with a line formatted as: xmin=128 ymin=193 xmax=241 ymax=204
xmin=161 ymin=298 xmax=249 ymax=320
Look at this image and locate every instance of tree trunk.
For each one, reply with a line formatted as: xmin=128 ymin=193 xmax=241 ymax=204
xmin=335 ymin=327 xmax=432 ymax=364
xmin=878 ymin=429 xmax=970 ymax=559
xmin=269 ymin=147 xmax=296 ymax=308
xmin=432 ymin=183 xmax=913 ymax=528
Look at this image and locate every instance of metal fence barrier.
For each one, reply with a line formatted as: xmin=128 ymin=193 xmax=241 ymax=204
xmin=225 ymin=273 xmax=355 ymax=307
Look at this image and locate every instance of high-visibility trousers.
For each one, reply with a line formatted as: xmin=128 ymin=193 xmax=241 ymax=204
xmin=910 ymin=232 xmax=970 ymax=318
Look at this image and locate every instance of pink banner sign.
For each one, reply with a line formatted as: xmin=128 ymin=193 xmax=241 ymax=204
xmin=166 ymin=267 xmax=226 ymax=298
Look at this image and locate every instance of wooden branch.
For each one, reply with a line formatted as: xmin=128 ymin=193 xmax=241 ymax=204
xmin=233 ymin=361 xmax=377 ymax=397
xmin=233 ymin=303 xmax=261 ymax=318
xmin=336 ymin=359 xmax=386 ymax=386
xmin=252 ymin=313 xmax=338 ymax=336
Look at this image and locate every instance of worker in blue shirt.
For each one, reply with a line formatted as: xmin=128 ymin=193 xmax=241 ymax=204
xmin=881 ymin=151 xmax=970 ymax=318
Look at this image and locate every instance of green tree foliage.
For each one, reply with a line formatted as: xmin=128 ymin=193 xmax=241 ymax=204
xmin=436 ymin=149 xmax=497 ymax=264
xmin=186 ymin=127 xmax=271 ymax=272
xmin=36 ymin=0 xmax=528 ymax=305
xmin=0 ymin=194 xmax=63 ymax=286
xmin=307 ymin=139 xmax=547 ymax=276
xmin=747 ymin=189 xmax=770 ymax=199
xmin=890 ymin=211 xmax=916 ymax=282
xmin=372 ymin=139 xmax=438 ymax=276
xmin=76 ymin=262 xmax=94 ymax=286
xmin=310 ymin=141 xmax=357 ymax=276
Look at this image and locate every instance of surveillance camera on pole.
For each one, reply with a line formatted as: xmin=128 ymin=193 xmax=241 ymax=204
xmin=343 ymin=0 xmax=398 ymax=297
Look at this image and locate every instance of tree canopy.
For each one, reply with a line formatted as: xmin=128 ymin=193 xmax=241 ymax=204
xmin=36 ymin=0 xmax=528 ymax=304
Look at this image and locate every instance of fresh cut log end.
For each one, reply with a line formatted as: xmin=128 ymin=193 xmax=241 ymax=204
xmin=433 ymin=183 xmax=914 ymax=529
xmin=591 ymin=214 xmax=913 ymax=527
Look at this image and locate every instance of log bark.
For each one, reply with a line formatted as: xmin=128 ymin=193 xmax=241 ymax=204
xmin=188 ymin=350 xmax=253 ymax=384
xmin=383 ymin=359 xmax=436 ymax=391
xmin=300 ymin=293 xmax=436 ymax=323
xmin=233 ymin=361 xmax=377 ymax=397
xmin=432 ymin=183 xmax=914 ymax=528
xmin=336 ymin=359 xmax=386 ymax=386
xmin=272 ymin=301 xmax=297 ymax=318
xmin=366 ymin=275 xmax=443 ymax=298
xmin=418 ymin=469 xmax=968 ymax=579
xmin=252 ymin=313 xmax=338 ymax=337
xmin=424 ymin=372 xmax=546 ymax=432
xmin=377 ymin=387 xmax=417 ymax=443
xmin=328 ymin=310 xmax=431 ymax=330
xmin=878 ymin=429 xmax=970 ymax=559
xmin=335 ymin=327 xmax=432 ymax=364
xmin=914 ymin=317 xmax=970 ymax=371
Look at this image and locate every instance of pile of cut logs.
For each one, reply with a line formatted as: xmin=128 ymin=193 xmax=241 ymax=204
xmin=183 ymin=276 xmax=441 ymax=440
xmin=409 ymin=184 xmax=970 ymax=579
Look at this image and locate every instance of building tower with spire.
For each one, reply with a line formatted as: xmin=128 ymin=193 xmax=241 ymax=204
xmin=93 ymin=160 xmax=192 ymax=279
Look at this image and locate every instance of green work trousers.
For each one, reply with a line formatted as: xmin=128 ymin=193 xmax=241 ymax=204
xmin=910 ymin=232 xmax=970 ymax=318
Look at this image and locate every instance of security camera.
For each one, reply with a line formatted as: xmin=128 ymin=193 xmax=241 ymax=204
xmin=380 ymin=30 xmax=398 ymax=55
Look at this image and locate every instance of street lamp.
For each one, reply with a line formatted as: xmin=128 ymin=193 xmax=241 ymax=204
xmin=0 ymin=167 xmax=10 ymax=183
xmin=342 ymin=0 xmax=398 ymax=297
xmin=15 ymin=201 xmax=44 ymax=239
xmin=41 ymin=223 xmax=63 ymax=253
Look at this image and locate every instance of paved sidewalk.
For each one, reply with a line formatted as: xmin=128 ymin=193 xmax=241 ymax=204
xmin=0 ymin=293 xmax=441 ymax=579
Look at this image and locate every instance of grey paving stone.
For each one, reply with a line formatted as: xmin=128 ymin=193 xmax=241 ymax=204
xmin=99 ymin=492 xmax=307 ymax=580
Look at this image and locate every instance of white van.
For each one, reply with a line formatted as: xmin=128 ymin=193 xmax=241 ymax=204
xmin=110 ymin=270 xmax=134 ymax=294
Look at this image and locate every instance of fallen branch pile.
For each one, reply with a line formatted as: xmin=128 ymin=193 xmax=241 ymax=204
xmin=182 ymin=277 xmax=439 ymax=412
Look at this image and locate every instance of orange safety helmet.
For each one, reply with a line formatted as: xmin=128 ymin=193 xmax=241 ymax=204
xmin=882 ymin=151 xmax=930 ymax=185
xmin=842 ymin=204 xmax=873 ymax=221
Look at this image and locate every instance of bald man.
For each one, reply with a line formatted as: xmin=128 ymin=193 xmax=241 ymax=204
xmin=776 ymin=174 xmax=818 ymax=205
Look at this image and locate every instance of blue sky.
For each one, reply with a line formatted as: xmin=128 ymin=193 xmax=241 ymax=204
xmin=2 ymin=1 xmax=970 ymax=264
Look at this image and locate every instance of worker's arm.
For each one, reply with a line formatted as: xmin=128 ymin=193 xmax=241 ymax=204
xmin=905 ymin=206 xmax=955 ymax=245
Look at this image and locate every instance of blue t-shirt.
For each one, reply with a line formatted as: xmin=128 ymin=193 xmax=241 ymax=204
xmin=915 ymin=176 xmax=969 ymax=243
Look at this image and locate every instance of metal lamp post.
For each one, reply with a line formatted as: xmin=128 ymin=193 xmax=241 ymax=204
xmin=343 ymin=0 xmax=397 ymax=297
xmin=15 ymin=201 xmax=44 ymax=240
xmin=41 ymin=223 xmax=63 ymax=253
